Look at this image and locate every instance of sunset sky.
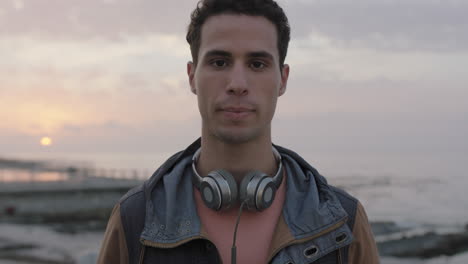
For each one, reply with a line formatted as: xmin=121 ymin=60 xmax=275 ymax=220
xmin=1 ymin=0 xmax=467 ymax=176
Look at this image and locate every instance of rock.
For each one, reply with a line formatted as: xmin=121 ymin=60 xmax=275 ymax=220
xmin=0 ymin=236 xmax=73 ymax=264
xmin=77 ymin=250 xmax=99 ymax=264
xmin=371 ymin=221 xmax=411 ymax=236
xmin=378 ymin=230 xmax=468 ymax=258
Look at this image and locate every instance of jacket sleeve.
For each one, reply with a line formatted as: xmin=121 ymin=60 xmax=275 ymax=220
xmin=97 ymin=204 xmax=130 ymax=264
xmin=348 ymin=202 xmax=380 ymax=264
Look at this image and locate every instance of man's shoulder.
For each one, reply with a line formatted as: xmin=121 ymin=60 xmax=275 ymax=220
xmin=327 ymin=184 xmax=358 ymax=205
xmin=326 ymin=183 xmax=359 ymax=231
xmin=118 ymin=183 xmax=146 ymax=215
xmin=114 ymin=183 xmax=147 ymax=240
xmin=276 ymin=143 xmax=360 ymax=222
xmin=116 ymin=145 xmax=191 ymax=212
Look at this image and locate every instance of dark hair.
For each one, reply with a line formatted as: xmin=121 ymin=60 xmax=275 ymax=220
xmin=186 ymin=0 xmax=290 ymax=67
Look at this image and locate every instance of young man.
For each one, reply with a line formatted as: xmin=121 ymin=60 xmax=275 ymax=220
xmin=98 ymin=0 xmax=380 ymax=263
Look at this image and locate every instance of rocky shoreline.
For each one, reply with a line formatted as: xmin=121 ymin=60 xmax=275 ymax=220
xmin=0 ymin=238 xmax=74 ymax=264
xmin=0 ymin=223 xmax=102 ymax=264
xmin=374 ymin=221 xmax=468 ymax=259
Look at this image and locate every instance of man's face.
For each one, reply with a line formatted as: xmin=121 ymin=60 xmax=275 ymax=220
xmin=188 ymin=14 xmax=289 ymax=144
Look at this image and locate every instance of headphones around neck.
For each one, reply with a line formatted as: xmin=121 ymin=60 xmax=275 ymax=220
xmin=192 ymin=147 xmax=283 ymax=212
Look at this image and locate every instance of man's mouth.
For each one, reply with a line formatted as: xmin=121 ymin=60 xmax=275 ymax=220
xmin=218 ymin=106 xmax=255 ymax=120
xmin=221 ymin=107 xmax=255 ymax=113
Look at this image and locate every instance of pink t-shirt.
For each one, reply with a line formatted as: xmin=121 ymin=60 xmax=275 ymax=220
xmin=194 ymin=173 xmax=286 ymax=264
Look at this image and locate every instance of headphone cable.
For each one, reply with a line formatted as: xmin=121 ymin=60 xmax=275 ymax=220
xmin=231 ymin=199 xmax=248 ymax=264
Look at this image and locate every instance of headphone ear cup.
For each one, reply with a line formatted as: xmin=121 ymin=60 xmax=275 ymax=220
xmin=239 ymin=171 xmax=256 ymax=204
xmin=239 ymin=171 xmax=266 ymax=211
xmin=199 ymin=175 xmax=223 ymax=211
xmin=240 ymin=171 xmax=278 ymax=211
xmin=202 ymin=169 xmax=238 ymax=211
xmin=217 ymin=169 xmax=239 ymax=206
xmin=255 ymin=177 xmax=277 ymax=211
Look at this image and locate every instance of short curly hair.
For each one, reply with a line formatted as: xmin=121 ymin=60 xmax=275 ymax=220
xmin=186 ymin=0 xmax=290 ymax=68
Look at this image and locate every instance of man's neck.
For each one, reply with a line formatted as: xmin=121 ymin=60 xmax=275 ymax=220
xmin=197 ymin=135 xmax=277 ymax=183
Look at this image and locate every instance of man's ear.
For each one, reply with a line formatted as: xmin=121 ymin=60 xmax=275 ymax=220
xmin=279 ymin=64 xmax=290 ymax=96
xmin=187 ymin=61 xmax=196 ymax=95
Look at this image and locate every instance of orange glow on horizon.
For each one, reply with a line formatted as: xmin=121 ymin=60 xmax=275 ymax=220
xmin=2 ymin=99 xmax=91 ymax=135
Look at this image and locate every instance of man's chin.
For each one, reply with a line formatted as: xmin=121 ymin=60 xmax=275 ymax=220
xmin=212 ymin=129 xmax=259 ymax=145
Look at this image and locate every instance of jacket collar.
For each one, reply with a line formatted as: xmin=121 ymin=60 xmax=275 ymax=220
xmin=140 ymin=138 xmax=353 ymax=263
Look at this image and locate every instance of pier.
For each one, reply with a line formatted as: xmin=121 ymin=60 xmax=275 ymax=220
xmin=0 ymin=160 xmax=147 ymax=224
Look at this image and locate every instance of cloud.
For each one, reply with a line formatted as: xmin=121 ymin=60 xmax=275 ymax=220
xmin=0 ymin=118 xmax=201 ymax=154
xmin=0 ymin=0 xmax=196 ymax=40
xmin=3 ymin=0 xmax=466 ymax=52
xmin=0 ymin=33 xmax=189 ymax=71
xmin=53 ymin=119 xmax=201 ymax=153
xmin=278 ymin=75 xmax=468 ymax=122
xmin=0 ymin=30 xmax=194 ymax=136
xmin=0 ymin=67 xmax=197 ymax=135
xmin=288 ymin=35 xmax=468 ymax=82
xmin=283 ymin=0 xmax=468 ymax=52
xmin=274 ymin=104 xmax=468 ymax=155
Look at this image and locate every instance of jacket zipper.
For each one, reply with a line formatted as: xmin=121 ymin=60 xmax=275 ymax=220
xmin=338 ymin=247 xmax=342 ymax=264
xmin=138 ymin=246 xmax=146 ymax=264
xmin=267 ymin=217 xmax=348 ymax=263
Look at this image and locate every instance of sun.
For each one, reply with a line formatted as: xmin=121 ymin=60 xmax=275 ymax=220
xmin=40 ymin=137 xmax=52 ymax=147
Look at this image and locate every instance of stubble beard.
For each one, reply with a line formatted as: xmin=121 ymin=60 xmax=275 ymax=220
xmin=208 ymin=122 xmax=270 ymax=145
xmin=214 ymin=129 xmax=257 ymax=145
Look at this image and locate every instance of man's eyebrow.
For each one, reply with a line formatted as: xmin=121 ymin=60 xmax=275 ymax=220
xmin=204 ymin=50 xmax=232 ymax=58
xmin=247 ymin=51 xmax=274 ymax=61
xmin=203 ymin=50 xmax=274 ymax=61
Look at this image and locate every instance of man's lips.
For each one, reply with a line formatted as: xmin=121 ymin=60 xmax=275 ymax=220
xmin=217 ymin=106 xmax=255 ymax=120
xmin=220 ymin=107 xmax=255 ymax=113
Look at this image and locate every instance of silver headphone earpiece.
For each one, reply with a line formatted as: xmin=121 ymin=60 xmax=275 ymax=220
xmin=204 ymin=170 xmax=238 ymax=211
xmin=198 ymin=174 xmax=223 ymax=210
xmin=254 ymin=175 xmax=278 ymax=211
xmin=239 ymin=171 xmax=276 ymax=211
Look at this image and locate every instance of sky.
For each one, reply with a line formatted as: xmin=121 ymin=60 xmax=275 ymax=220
xmin=1 ymin=0 xmax=467 ymax=177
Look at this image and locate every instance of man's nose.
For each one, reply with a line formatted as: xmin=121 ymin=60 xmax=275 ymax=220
xmin=226 ymin=63 xmax=248 ymax=96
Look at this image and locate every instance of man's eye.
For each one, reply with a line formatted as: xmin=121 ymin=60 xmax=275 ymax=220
xmin=251 ymin=61 xmax=266 ymax=69
xmin=211 ymin=60 xmax=227 ymax=67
